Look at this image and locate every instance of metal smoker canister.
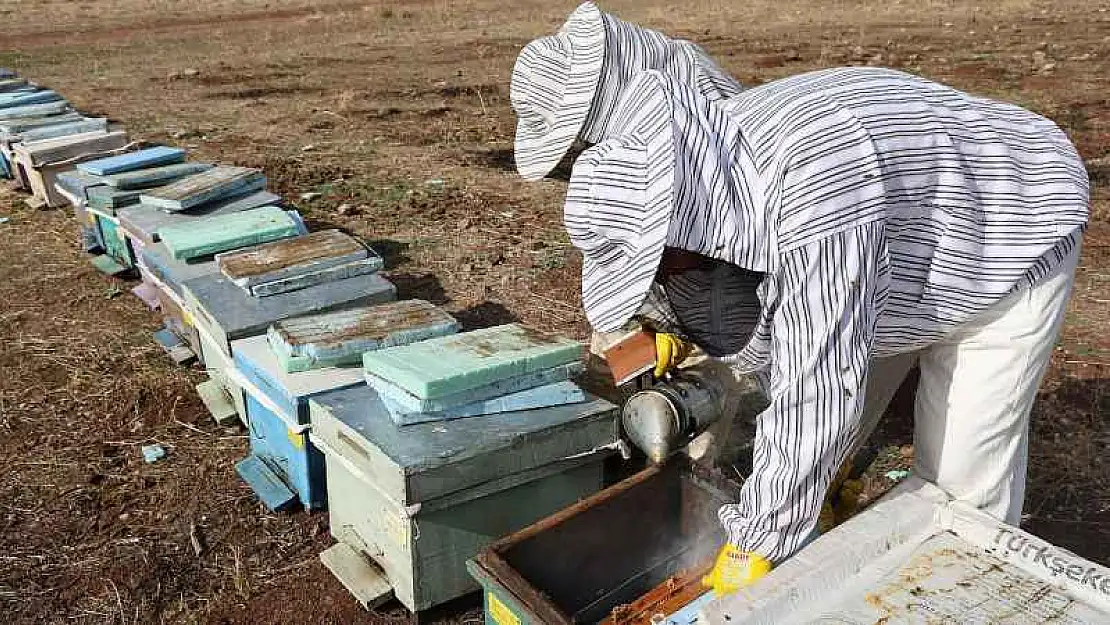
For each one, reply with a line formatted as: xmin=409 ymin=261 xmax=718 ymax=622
xmin=621 ymin=369 xmax=728 ymax=464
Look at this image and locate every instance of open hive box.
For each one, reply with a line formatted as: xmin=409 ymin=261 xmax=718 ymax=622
xmin=467 ymin=459 xmax=739 ymax=624
xmin=702 ymin=477 xmax=1110 ymax=624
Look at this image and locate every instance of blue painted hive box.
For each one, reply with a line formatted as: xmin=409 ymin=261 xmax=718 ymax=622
xmin=231 ymin=334 xmax=366 ymax=511
xmin=308 ymin=384 xmax=620 ymax=612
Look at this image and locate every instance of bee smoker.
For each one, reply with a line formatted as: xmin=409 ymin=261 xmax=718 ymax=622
xmin=620 ymin=368 xmax=729 ymax=464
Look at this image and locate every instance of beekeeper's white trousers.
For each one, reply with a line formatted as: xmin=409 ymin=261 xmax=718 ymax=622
xmin=594 ymin=242 xmax=1079 ymax=526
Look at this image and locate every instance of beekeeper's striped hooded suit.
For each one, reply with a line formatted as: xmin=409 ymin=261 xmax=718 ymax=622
xmin=510 ymin=1 xmax=742 ymax=180
xmin=564 ymin=67 xmax=1088 ymax=562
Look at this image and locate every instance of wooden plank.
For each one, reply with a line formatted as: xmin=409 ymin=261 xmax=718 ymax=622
xmin=86 ymin=185 xmax=142 ymax=212
xmin=0 ymin=90 xmax=61 ymax=109
xmin=0 ymin=101 xmax=70 ymax=120
xmin=319 ymin=543 xmax=395 ymax=609
xmin=77 ymin=145 xmax=185 ymax=176
xmin=361 ymin=324 xmax=584 ymax=400
xmin=103 ymin=162 xmax=213 ymax=189
xmin=250 ymin=258 xmax=383 ymax=297
xmin=16 ymin=130 xmax=128 ymax=167
xmin=13 ymin=118 xmax=108 ymax=143
xmin=367 ymin=362 xmax=584 ymax=414
xmin=0 ymin=112 xmax=83 ymax=134
xmin=380 ymin=380 xmax=586 ymax=425
xmin=54 ymin=169 xmax=107 ymax=201
xmin=153 ymin=327 xmax=197 ymax=365
xmin=235 ymin=455 xmax=299 ymax=512
xmin=117 ymin=190 xmax=281 ymax=245
xmin=139 ymin=166 xmax=266 ymax=211
xmin=0 ymin=77 xmax=27 ymax=90
xmin=159 ymin=206 xmax=300 ymax=261
xmin=196 ymin=378 xmax=239 ymax=426
xmin=268 ymin=300 xmax=459 ymax=373
xmin=217 ymin=229 xmax=367 ymax=284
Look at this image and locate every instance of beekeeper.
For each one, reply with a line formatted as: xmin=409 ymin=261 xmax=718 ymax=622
xmin=510 ymin=1 xmax=742 ymax=181
xmin=562 ymin=67 xmax=1088 ymax=593
xmin=510 ymin=1 xmax=750 ymax=463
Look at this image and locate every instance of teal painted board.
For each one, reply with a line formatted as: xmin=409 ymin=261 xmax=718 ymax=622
xmin=159 ymin=206 xmax=299 ymax=261
xmin=231 ymin=333 xmax=365 ymax=425
xmin=216 ymin=229 xmax=381 ymax=296
xmin=235 ymin=455 xmax=298 ymax=512
xmin=0 ymin=90 xmax=61 ymax=109
xmin=86 ymin=185 xmax=141 ymax=212
xmin=0 ymin=101 xmax=69 ymax=120
xmin=367 ymin=362 xmax=584 ymax=414
xmin=104 ymin=162 xmax=213 ymax=190
xmin=77 ymin=146 xmax=185 ymax=176
xmin=361 ymin=324 xmax=584 ymax=400
xmin=318 ymin=432 xmax=609 ymax=612
xmin=181 ymin=271 xmax=396 ymax=357
xmin=267 ymin=300 xmax=459 ymax=373
xmin=94 ymin=213 xmax=135 ymax=270
xmin=0 ymin=112 xmax=82 ymax=134
xmin=117 ymin=190 xmax=281 ymax=245
xmin=379 ymin=380 xmax=587 ymax=425
xmin=307 ymin=383 xmax=618 ymax=506
xmin=14 ymin=118 xmax=108 ymax=143
xmin=139 ymin=166 xmax=265 ymax=211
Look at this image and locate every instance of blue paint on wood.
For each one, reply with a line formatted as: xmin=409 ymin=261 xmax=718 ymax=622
xmin=0 ymin=101 xmax=70 ymax=120
xmin=307 ymin=384 xmax=618 ymax=504
xmin=663 ymin=591 xmax=715 ymax=624
xmin=235 ymin=455 xmax=299 ymax=512
xmin=381 ymin=380 xmax=587 ymax=425
xmin=77 ymin=146 xmax=186 ymax=176
xmin=153 ymin=327 xmax=184 ymax=350
xmin=232 ymin=334 xmax=365 ymax=425
xmin=182 ymin=271 xmax=396 ymax=345
xmin=0 ymin=90 xmax=62 ymax=109
xmin=367 ymin=362 xmax=584 ymax=414
xmin=243 ymin=393 xmax=328 ymax=509
xmin=0 ymin=152 xmax=8 ymax=178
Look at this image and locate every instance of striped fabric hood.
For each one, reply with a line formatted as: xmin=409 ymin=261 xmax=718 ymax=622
xmin=564 ymin=71 xmax=766 ymax=333
xmin=511 ymin=2 xmax=742 ymax=181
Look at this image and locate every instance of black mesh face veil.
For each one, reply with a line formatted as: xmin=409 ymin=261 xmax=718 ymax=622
xmin=656 ymin=257 xmax=763 ymax=357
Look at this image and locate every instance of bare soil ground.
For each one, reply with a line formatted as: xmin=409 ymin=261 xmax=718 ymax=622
xmin=1 ymin=0 xmax=1108 ymax=622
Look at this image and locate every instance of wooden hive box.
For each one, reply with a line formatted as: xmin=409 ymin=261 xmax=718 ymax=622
xmin=1 ymin=117 xmax=106 ymax=178
xmin=308 ymin=384 xmax=621 ymax=613
xmin=11 ymin=130 xmax=130 ymax=207
xmin=139 ymin=242 xmax=222 ymax=365
xmin=466 ymin=460 xmax=736 ymax=625
xmin=230 ymin=334 xmax=366 ymax=511
xmin=181 ymin=271 xmax=395 ymax=425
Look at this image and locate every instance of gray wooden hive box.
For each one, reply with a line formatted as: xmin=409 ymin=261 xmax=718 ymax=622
xmin=308 ymin=384 xmax=620 ymax=613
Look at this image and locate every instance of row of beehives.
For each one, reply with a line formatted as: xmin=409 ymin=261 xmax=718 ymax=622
xmin=0 ymin=69 xmax=627 ymax=614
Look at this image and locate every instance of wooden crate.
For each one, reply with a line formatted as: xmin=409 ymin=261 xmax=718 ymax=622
xmin=309 ymin=384 xmax=620 ymax=612
xmin=12 ymin=131 xmax=130 ymax=207
xmin=466 ymin=461 xmax=737 ymax=625
xmin=230 ymin=334 xmax=365 ymax=510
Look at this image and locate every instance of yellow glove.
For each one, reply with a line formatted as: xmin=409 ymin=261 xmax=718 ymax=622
xmin=702 ymin=544 xmax=773 ymax=596
xmin=654 ymin=333 xmax=692 ymax=378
